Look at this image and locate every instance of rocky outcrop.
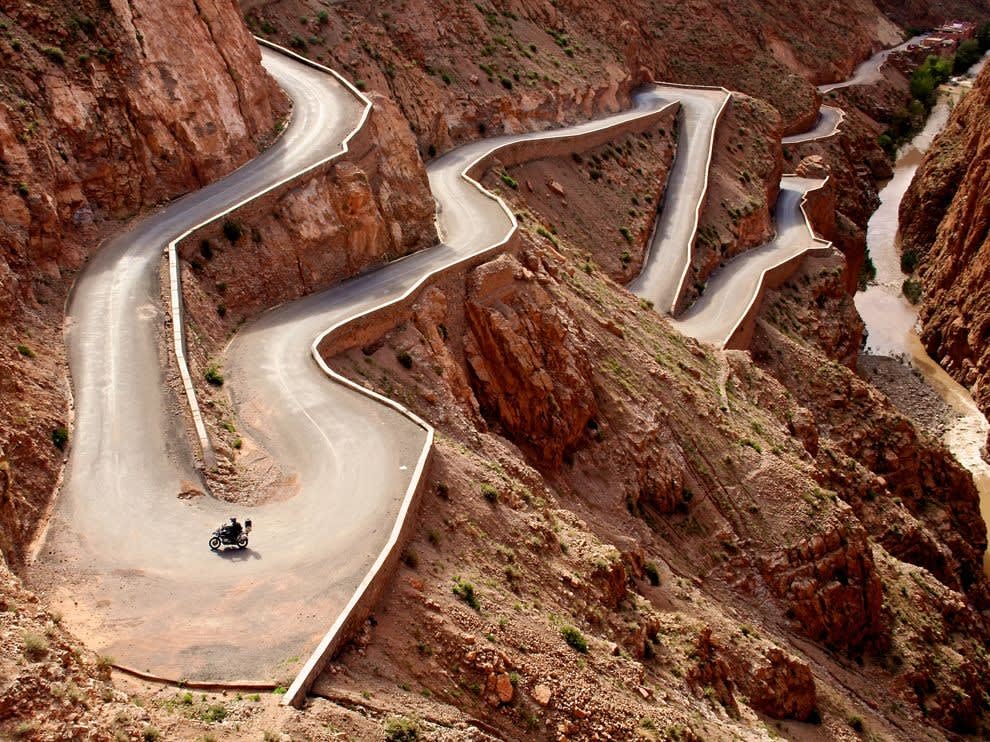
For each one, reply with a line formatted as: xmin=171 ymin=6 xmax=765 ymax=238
xmin=464 ymin=254 xmax=596 ymax=469
xmin=753 ymin=321 xmax=990 ymax=608
xmin=0 ymin=0 xmax=285 ymax=318
xmin=743 ymin=648 xmax=817 ymax=721
xmin=760 ymin=515 xmax=884 ymax=649
xmin=180 ymin=93 xmax=436 ymax=349
xmin=900 ymin=63 xmax=990 ymax=435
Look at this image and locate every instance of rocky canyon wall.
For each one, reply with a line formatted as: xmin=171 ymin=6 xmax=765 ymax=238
xmin=900 ymin=62 xmax=990 ymax=432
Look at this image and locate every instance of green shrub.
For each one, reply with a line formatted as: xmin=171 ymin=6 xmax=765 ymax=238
xmin=739 ymin=438 xmax=762 ymax=453
xmin=17 ymin=182 xmax=28 ymax=197
xmin=619 ymin=226 xmax=632 ymax=244
xmin=290 ymin=34 xmax=306 ymax=49
xmin=902 ymin=279 xmax=922 ymax=305
xmin=13 ymin=721 xmax=37 ymax=738
xmin=51 ymin=426 xmax=69 ymax=451
xmin=452 ymin=577 xmax=480 ymax=610
xmin=316 ymin=10 xmax=329 ymax=24
xmin=16 ymin=344 xmax=34 ymax=358
xmin=200 ymin=704 xmax=227 ymax=723
xmin=954 ymin=39 xmax=981 ymax=73
xmin=900 ymin=249 xmax=918 ymax=274
xmin=396 ymin=350 xmax=413 ymax=369
xmin=384 ymin=715 xmax=421 ymax=741
xmin=560 ymin=624 xmax=588 ymax=653
xmin=500 ymin=173 xmax=518 ymax=190
xmin=644 ymin=561 xmax=660 ymax=586
xmin=858 ymin=255 xmax=876 ymax=291
xmin=221 ymin=220 xmax=243 ymax=243
xmin=23 ymin=631 xmax=49 ymax=660
xmin=205 ymin=365 xmax=224 ymax=387
xmin=41 ymin=45 xmax=66 ymax=65
xmin=847 ymin=715 xmax=865 ymax=732
xmin=142 ymin=727 xmax=161 ymax=742
xmin=480 ymin=482 xmax=498 ymax=503
xmin=980 ymin=22 xmax=990 ymax=52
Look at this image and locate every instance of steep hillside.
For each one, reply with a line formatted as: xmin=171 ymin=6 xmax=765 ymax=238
xmin=0 ymin=1 xmax=286 ymax=565
xmin=899 ymin=62 xmax=990 ymax=439
xmin=318 ymin=243 xmax=990 ymax=740
xmin=308 ymin=146 xmax=990 ymax=739
xmin=242 ymin=0 xmax=902 ymax=145
xmin=875 ymin=0 xmax=990 ymax=28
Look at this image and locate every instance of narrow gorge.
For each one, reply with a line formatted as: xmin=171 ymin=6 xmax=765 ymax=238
xmin=2 ymin=2 xmax=990 ymax=740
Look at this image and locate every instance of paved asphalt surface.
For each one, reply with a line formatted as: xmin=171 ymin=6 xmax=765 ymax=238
xmin=819 ymin=35 xmax=926 ymax=92
xmin=627 ymin=86 xmax=730 ymax=314
xmin=782 ymin=105 xmax=844 ymax=144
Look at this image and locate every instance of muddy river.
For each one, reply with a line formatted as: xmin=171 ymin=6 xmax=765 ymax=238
xmin=855 ymin=67 xmax=990 ymax=574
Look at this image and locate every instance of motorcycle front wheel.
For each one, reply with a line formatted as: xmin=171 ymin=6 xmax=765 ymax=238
xmin=237 ymin=536 xmax=248 ymax=550
xmin=209 ymin=536 xmax=221 ymax=551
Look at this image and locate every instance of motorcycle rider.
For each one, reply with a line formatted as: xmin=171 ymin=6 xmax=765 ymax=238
xmin=225 ymin=517 xmax=242 ymax=541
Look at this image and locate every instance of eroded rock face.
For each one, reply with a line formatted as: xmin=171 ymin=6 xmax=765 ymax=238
xmin=743 ymin=648 xmax=817 ymax=721
xmin=464 ymin=254 xmax=596 ymax=469
xmin=0 ymin=0 xmax=285 ymax=318
xmin=761 ymin=516 xmax=884 ymax=649
xmin=901 ymin=63 xmax=990 ymax=439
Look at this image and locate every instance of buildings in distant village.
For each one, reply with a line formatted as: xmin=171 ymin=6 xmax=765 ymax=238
xmin=895 ymin=20 xmax=977 ymax=65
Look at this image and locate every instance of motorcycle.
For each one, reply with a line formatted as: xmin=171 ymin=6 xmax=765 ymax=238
xmin=209 ymin=518 xmax=251 ymax=551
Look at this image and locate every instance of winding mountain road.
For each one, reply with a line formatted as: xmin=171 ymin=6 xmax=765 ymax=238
xmin=29 ymin=48 xmax=679 ymax=683
xmin=30 ymin=32 xmax=911 ymax=691
xmin=782 ymin=105 xmax=844 ymax=144
xmin=627 ymin=87 xmax=729 ymax=313
xmin=671 ymin=177 xmax=827 ymax=346
xmin=27 ymin=49 xmax=374 ymax=682
xmin=818 ymin=34 xmax=926 ymax=92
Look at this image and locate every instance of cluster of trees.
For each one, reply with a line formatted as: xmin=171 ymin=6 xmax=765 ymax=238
xmin=878 ymin=22 xmax=990 ymax=156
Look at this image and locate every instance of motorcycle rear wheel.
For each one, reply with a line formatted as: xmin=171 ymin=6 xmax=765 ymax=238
xmin=209 ymin=536 xmax=221 ymax=551
xmin=237 ymin=536 xmax=248 ymax=550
